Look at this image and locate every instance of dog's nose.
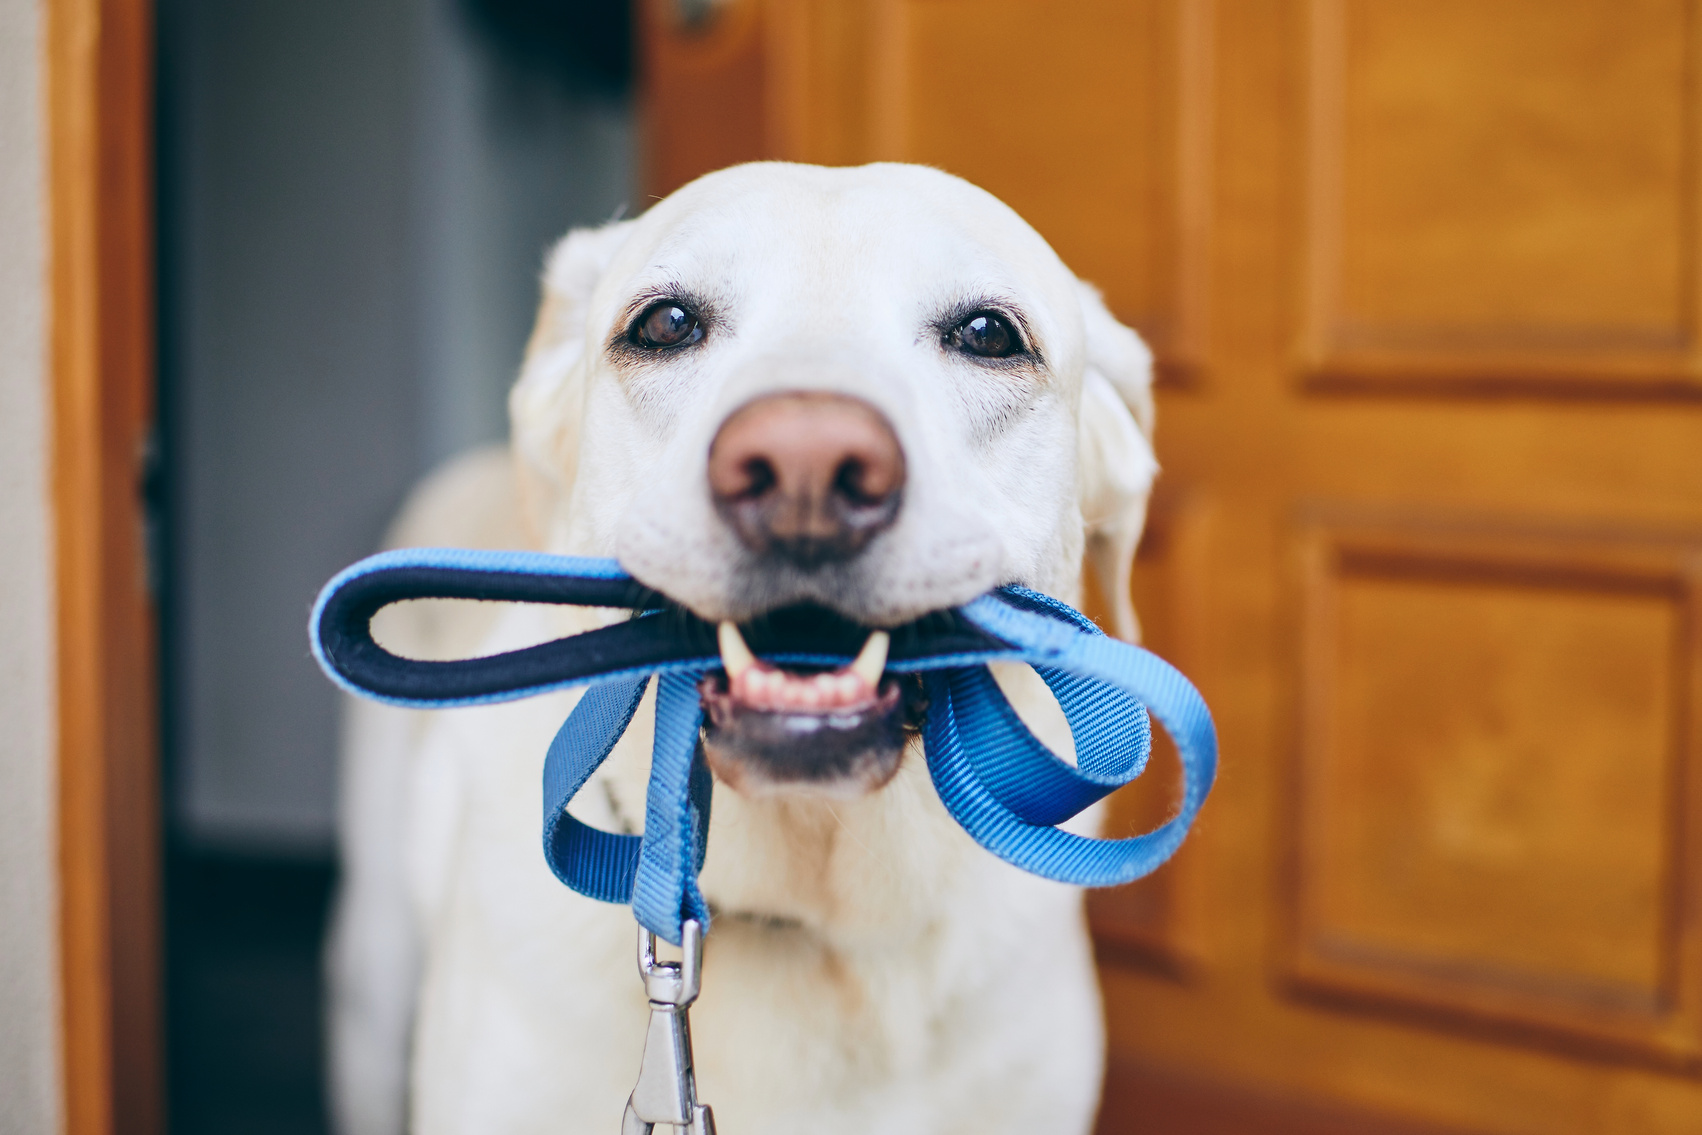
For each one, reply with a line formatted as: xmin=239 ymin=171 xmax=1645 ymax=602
xmin=707 ymin=392 xmax=905 ymax=568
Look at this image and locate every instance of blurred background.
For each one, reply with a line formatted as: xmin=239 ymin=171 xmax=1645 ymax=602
xmin=154 ymin=2 xmax=1702 ymax=1133
xmin=155 ymin=2 xmax=631 ymax=1131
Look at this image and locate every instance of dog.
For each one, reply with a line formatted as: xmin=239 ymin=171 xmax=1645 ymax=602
xmin=326 ymin=161 xmax=1158 ymax=1135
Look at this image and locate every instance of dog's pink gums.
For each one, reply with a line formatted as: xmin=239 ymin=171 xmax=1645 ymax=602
xmin=731 ymin=663 xmax=877 ymax=713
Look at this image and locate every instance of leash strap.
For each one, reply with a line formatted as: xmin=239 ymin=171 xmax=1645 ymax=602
xmin=312 ymin=547 xmax=1217 ymax=945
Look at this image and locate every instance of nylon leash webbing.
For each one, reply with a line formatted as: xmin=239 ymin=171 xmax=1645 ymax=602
xmin=311 ymin=546 xmax=1218 ymax=946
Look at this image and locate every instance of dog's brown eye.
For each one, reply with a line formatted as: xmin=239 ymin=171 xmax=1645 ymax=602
xmin=634 ymin=302 xmax=703 ymax=349
xmin=952 ymin=312 xmax=1019 ymax=359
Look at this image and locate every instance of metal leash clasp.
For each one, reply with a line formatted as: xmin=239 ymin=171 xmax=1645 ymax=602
xmin=622 ymin=919 xmax=716 ymax=1135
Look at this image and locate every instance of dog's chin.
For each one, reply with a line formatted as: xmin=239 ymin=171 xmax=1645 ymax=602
xmin=696 ymin=672 xmax=927 ymax=798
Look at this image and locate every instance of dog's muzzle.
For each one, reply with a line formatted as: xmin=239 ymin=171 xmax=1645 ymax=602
xmin=698 ymin=391 xmax=921 ymax=791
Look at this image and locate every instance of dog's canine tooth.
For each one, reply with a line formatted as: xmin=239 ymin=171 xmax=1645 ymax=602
xmin=850 ymin=631 xmax=890 ymax=688
xmin=718 ymin=620 xmax=757 ymax=680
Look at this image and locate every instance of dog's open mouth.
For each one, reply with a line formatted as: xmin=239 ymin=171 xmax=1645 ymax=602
xmin=697 ymin=621 xmax=924 ymax=796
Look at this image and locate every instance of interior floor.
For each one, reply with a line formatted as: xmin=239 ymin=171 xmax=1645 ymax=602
xmin=166 ymin=851 xmax=335 ymax=1135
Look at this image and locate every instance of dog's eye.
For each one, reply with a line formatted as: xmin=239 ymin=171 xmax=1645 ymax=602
xmin=950 ymin=312 xmax=1020 ymax=359
xmin=632 ymin=302 xmax=703 ymax=349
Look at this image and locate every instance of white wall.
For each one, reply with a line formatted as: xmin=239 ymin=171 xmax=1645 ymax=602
xmin=0 ymin=0 xmax=62 ymax=1131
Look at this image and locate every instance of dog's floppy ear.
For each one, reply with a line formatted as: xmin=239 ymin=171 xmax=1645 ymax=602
xmin=509 ymin=219 xmax=637 ymax=547
xmin=1075 ymin=281 xmax=1159 ymax=643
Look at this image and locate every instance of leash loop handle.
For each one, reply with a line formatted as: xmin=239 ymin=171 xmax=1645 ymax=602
xmin=310 ymin=549 xmax=1218 ymax=945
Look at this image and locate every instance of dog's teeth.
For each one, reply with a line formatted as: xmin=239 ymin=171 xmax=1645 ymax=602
xmin=849 ymin=631 xmax=890 ymax=688
xmin=718 ymin=620 xmax=757 ymax=680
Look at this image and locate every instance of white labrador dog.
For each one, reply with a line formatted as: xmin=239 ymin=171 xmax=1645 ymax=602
xmin=328 ymin=161 xmax=1157 ymax=1135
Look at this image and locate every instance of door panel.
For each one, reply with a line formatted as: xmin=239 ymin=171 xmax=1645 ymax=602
xmin=640 ymin=2 xmax=1702 ymax=1130
xmin=1306 ymin=0 xmax=1702 ymax=393
xmin=1291 ymin=518 xmax=1702 ymax=1067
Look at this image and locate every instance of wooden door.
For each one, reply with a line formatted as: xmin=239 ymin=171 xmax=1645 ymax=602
xmin=49 ymin=1 xmax=163 ymax=1133
xmin=639 ymin=2 xmax=1702 ymax=1130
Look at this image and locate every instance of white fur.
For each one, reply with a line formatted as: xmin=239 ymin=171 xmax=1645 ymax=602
xmin=330 ymin=162 xmax=1157 ymax=1135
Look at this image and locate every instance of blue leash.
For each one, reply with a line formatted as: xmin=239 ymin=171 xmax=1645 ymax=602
xmin=311 ymin=547 xmax=1217 ymax=945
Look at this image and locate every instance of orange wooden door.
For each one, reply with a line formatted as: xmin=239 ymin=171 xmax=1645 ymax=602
xmin=639 ymin=2 xmax=1702 ymax=1130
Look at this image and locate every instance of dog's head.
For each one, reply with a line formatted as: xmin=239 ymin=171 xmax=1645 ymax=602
xmin=512 ymin=162 xmax=1155 ymax=797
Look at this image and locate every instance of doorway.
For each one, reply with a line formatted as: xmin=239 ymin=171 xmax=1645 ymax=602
xmin=154 ymin=3 xmax=633 ymax=1129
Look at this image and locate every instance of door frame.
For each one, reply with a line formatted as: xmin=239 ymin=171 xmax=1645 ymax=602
xmin=48 ymin=1 xmax=162 ymax=1133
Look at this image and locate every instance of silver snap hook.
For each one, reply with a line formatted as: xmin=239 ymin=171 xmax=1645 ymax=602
xmin=622 ymin=920 xmax=715 ymax=1135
